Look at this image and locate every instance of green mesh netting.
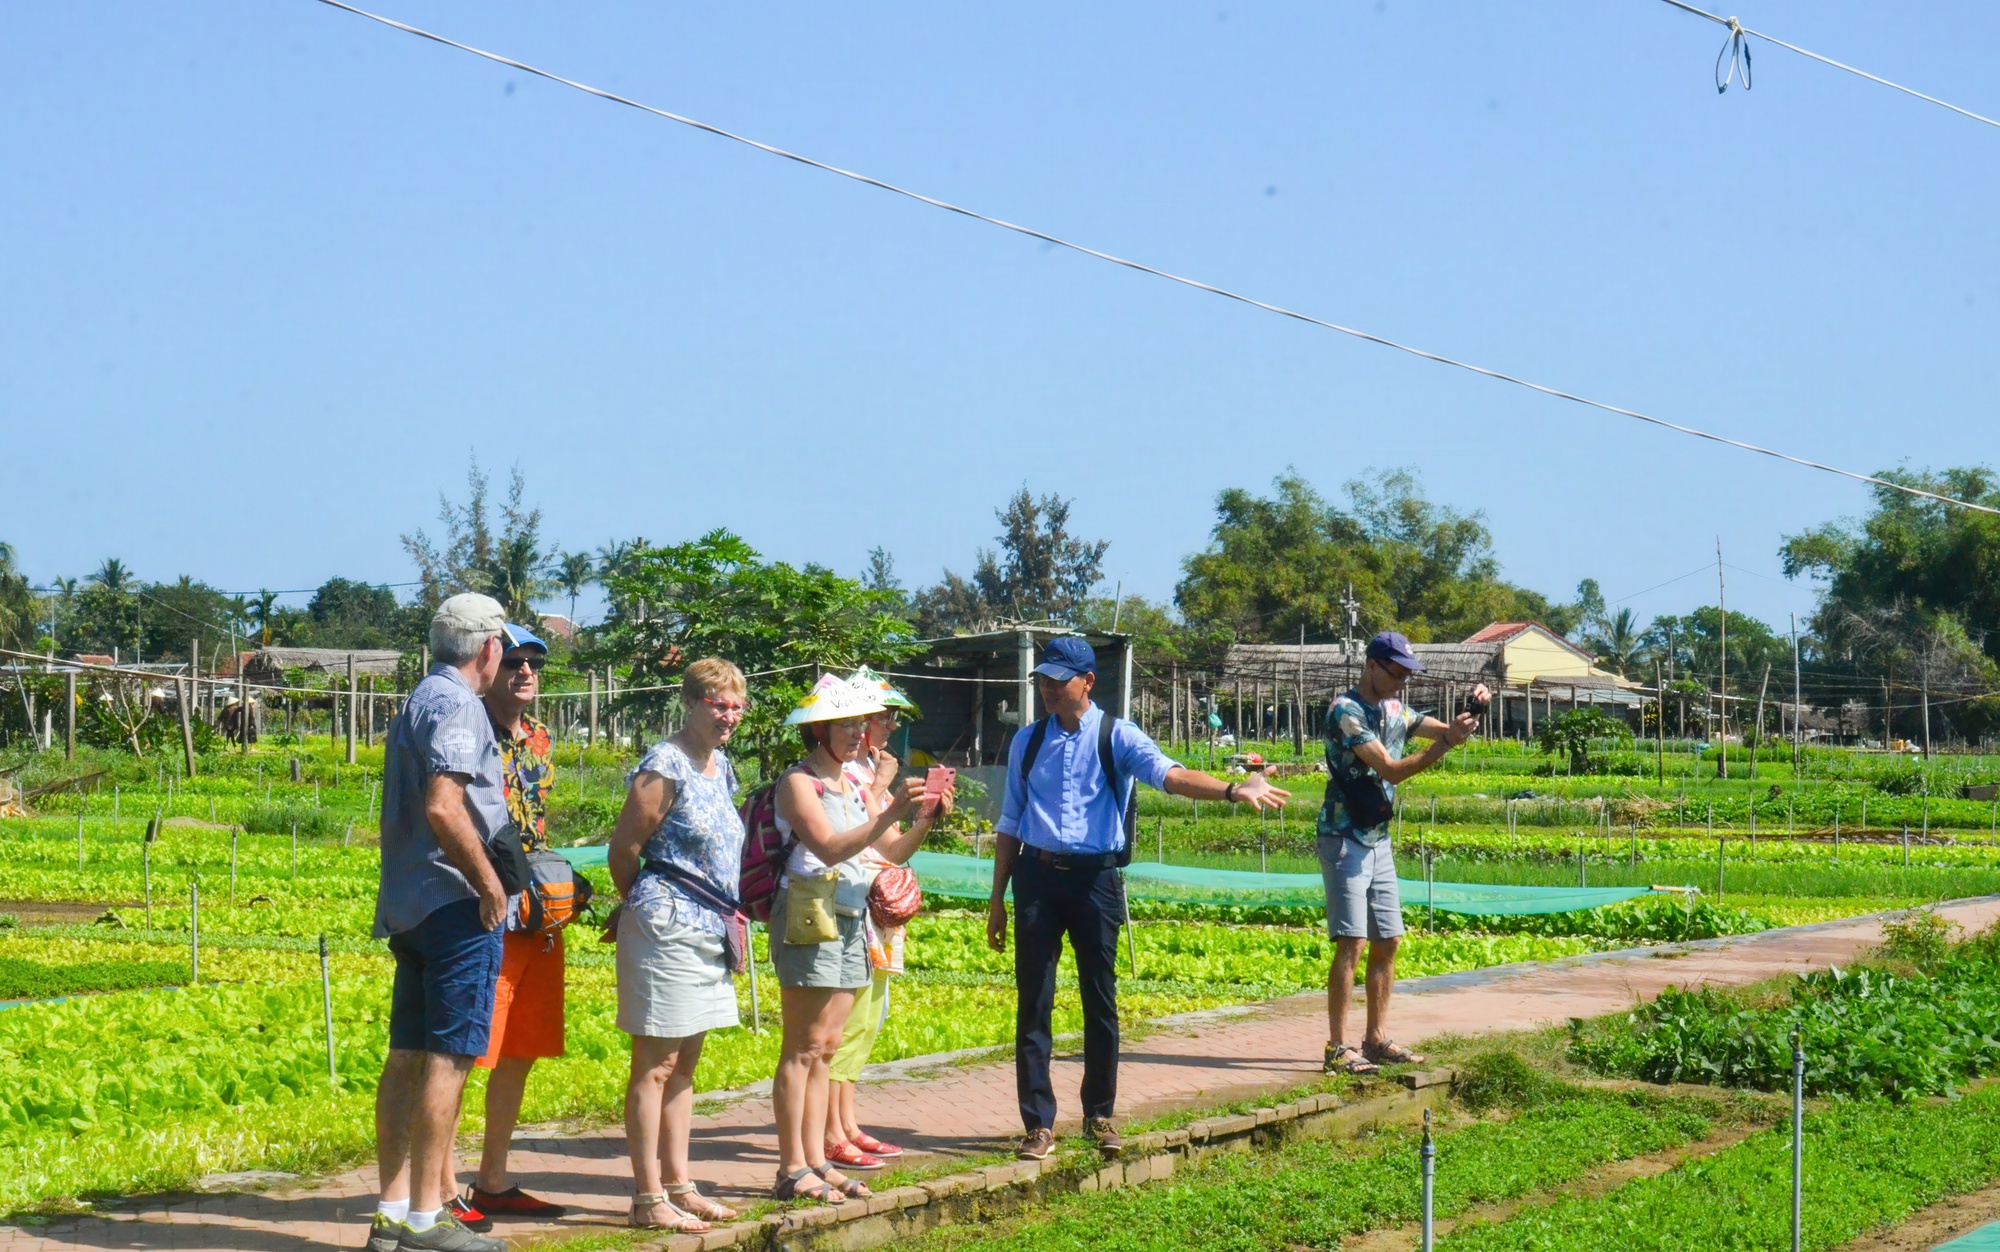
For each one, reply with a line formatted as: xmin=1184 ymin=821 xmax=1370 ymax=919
xmin=559 ymin=846 xmax=1653 ymax=916
xmin=1936 ymin=1225 xmax=2000 ymax=1251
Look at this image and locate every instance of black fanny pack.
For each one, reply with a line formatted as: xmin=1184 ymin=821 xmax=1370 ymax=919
xmin=485 ymin=821 xmax=533 ymax=895
xmin=1329 ymin=765 xmax=1396 ymax=832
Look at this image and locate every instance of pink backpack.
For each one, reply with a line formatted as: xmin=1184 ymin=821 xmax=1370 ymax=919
xmin=737 ymin=768 xmax=822 ymax=923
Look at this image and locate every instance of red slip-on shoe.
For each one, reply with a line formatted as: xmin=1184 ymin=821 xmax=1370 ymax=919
xmin=849 ymin=1133 xmax=903 ymax=1158
xmin=823 ymin=1141 xmax=885 ymax=1170
xmin=468 ymin=1187 xmax=567 ymax=1219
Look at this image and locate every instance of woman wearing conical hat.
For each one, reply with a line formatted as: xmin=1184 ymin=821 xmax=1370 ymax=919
xmin=767 ymin=674 xmax=935 ymax=1204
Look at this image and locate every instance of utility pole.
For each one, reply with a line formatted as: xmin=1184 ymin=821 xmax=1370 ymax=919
xmin=1800 ymin=612 xmax=1816 ymax=776
xmin=1654 ymin=662 xmax=1666 ymax=786
xmin=1295 ymin=622 xmax=1307 ymax=756
xmin=1716 ymin=538 xmax=1728 ymax=778
xmin=1921 ymin=645 xmax=1933 ymax=759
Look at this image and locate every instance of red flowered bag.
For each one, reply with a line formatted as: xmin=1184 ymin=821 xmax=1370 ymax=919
xmin=868 ymin=863 xmax=922 ymax=928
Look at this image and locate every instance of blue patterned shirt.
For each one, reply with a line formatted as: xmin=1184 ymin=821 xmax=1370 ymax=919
xmin=625 ymin=742 xmax=746 ymax=937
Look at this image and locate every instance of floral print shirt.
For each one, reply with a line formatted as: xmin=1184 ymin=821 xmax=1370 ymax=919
xmin=1317 ymin=688 xmax=1422 ymax=847
xmin=495 ymin=713 xmax=554 ymax=853
xmin=625 ymin=741 xmax=747 ymax=938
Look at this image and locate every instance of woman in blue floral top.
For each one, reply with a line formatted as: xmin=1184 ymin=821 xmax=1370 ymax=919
xmin=606 ymin=658 xmax=750 ymax=1235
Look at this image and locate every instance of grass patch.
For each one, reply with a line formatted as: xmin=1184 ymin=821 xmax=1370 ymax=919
xmin=1442 ymin=1084 xmax=2000 ymax=1250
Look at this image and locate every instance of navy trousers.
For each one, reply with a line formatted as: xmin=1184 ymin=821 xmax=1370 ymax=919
xmin=1012 ymin=855 xmax=1125 ymax=1131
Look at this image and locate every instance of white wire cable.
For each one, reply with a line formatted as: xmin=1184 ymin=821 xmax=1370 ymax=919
xmin=1656 ymin=0 xmax=2000 ymax=130
xmin=308 ymin=0 xmax=1998 ymax=519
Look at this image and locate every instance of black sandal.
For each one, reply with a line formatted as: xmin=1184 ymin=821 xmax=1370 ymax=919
xmin=814 ymin=1164 xmax=870 ymax=1200
xmin=774 ymin=1166 xmax=843 ymax=1204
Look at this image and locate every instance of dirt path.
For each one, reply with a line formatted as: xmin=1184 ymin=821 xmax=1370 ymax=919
xmin=4 ymin=895 xmax=1998 ymax=1252
xmin=1835 ymin=1183 xmax=2000 ymax=1251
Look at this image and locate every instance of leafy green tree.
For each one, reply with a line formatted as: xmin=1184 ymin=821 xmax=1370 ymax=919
xmin=585 ymin=530 xmax=918 ymax=774
xmin=913 ymin=489 xmax=1108 ymax=634
xmin=0 ymin=543 xmax=39 ymax=653
xmin=297 ymin=578 xmax=420 ymax=650
xmin=1781 ymin=467 xmax=2000 ymax=741
xmin=138 ymin=575 xmax=247 ymax=662
xmin=402 ymin=458 xmax=552 ymax=617
xmin=1536 ymin=706 xmax=1631 ymax=774
xmin=1645 ymin=608 xmax=1789 ymax=688
xmin=1175 ymin=470 xmax=1558 ymax=644
xmin=60 ymin=560 xmax=141 ymax=659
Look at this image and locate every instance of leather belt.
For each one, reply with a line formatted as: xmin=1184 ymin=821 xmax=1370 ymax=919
xmin=1018 ymin=844 xmax=1122 ymax=871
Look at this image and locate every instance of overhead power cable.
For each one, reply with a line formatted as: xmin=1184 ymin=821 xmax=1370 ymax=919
xmin=308 ymin=0 xmax=1999 ymax=519
xmin=1655 ymin=0 xmax=2000 ymax=129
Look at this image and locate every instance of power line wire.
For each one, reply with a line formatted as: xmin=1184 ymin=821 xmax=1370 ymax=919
xmin=307 ymin=0 xmax=2000 ymax=521
xmin=1655 ymin=0 xmax=2000 ymax=130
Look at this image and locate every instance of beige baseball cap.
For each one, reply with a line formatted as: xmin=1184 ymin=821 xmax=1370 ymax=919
xmin=432 ymin=592 xmax=506 ymax=636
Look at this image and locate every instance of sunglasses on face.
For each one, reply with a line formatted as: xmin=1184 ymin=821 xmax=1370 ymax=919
xmin=701 ymin=696 xmax=749 ymax=716
xmin=500 ymin=654 xmax=546 ymax=672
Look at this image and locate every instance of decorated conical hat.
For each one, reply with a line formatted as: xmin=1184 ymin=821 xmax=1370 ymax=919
xmin=783 ymin=673 xmax=890 ymax=725
xmin=850 ymin=665 xmax=916 ymax=710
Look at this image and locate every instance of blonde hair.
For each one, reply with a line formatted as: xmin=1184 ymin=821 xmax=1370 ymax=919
xmin=682 ymin=657 xmax=747 ymax=704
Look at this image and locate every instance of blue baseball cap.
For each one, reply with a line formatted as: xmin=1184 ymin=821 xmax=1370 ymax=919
xmin=1365 ymin=630 xmax=1423 ymax=674
xmin=498 ymin=623 xmax=548 ymax=654
xmin=1032 ymin=635 xmax=1097 ymax=681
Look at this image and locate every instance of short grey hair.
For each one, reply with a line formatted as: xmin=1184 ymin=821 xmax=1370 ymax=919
xmin=429 ymin=592 xmax=506 ymax=664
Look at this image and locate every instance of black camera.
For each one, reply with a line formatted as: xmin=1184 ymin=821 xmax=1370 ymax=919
xmin=1465 ymin=691 xmax=1491 ymax=718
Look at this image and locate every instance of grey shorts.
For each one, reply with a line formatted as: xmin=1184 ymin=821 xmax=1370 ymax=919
xmin=1317 ymin=834 xmax=1404 ymax=941
xmin=770 ymin=886 xmax=871 ymax=990
xmin=615 ymin=894 xmax=739 ymax=1040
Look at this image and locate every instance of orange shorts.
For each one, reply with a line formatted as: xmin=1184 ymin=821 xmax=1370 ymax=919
xmin=476 ymin=929 xmax=565 ymax=1067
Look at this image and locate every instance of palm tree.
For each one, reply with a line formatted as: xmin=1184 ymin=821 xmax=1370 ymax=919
xmin=487 ymin=535 xmax=552 ymax=624
xmin=251 ymin=589 xmax=279 ymax=645
xmin=0 ymin=543 xmax=35 ymax=651
xmin=90 ymin=558 xmax=133 ymax=593
xmin=1587 ymin=607 xmax=1643 ymax=677
xmin=554 ymin=551 xmax=595 ymax=624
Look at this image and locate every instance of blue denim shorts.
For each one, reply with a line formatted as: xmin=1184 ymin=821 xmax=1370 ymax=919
xmin=388 ymin=897 xmax=505 ymax=1056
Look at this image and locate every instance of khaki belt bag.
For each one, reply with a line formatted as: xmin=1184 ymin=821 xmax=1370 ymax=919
xmin=783 ymin=871 xmax=841 ymax=945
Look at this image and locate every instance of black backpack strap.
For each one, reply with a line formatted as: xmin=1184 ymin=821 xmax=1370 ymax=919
xmin=1019 ymin=715 xmax=1053 ymax=782
xmin=1097 ymin=713 xmax=1138 ymax=860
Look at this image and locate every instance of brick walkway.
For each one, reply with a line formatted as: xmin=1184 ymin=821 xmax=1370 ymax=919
xmin=10 ymin=896 xmax=1997 ymax=1252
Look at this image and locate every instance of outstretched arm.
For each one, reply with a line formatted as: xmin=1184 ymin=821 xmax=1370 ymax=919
xmin=1160 ymin=767 xmax=1290 ymax=812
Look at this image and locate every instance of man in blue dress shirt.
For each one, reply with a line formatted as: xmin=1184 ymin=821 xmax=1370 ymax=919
xmin=988 ymin=636 xmax=1289 ymax=1161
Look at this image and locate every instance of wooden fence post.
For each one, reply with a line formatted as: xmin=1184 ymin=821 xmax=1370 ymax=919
xmin=345 ymin=654 xmax=357 ymax=765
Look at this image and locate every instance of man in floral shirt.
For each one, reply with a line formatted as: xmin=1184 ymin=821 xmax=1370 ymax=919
xmin=1318 ymin=631 xmax=1485 ymax=1078
xmin=442 ymin=624 xmax=567 ymax=1227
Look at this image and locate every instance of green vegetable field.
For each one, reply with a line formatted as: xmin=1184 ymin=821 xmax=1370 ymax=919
xmin=1 ymin=734 xmax=1997 ymax=1225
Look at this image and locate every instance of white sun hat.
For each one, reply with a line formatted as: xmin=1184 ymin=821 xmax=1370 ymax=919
xmin=783 ymin=672 xmax=890 ymax=725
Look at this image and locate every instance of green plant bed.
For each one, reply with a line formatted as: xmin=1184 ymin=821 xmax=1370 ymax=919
xmin=0 ymin=956 xmax=187 ymax=1001
xmin=1442 ymin=1084 xmax=2000 ymax=1251
xmin=1571 ymin=917 xmax=2000 ymax=1100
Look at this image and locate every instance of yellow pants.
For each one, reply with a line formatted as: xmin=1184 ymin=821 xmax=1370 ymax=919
xmin=828 ymin=969 xmax=891 ymax=1083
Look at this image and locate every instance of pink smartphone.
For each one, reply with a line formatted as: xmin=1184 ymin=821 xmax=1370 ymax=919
xmin=922 ymin=766 xmax=954 ymax=815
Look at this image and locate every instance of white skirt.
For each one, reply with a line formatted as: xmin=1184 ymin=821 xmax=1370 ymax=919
xmin=615 ymin=894 xmax=740 ymax=1039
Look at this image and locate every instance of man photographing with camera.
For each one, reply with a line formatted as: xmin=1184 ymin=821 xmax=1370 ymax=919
xmin=1319 ymin=631 xmax=1487 ymax=1076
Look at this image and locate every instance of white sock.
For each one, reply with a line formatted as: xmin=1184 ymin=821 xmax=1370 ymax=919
xmin=376 ymin=1200 xmax=409 ymax=1223
xmin=405 ymin=1208 xmax=441 ymax=1233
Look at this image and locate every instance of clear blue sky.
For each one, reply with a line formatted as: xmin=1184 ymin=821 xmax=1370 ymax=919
xmin=5 ymin=0 xmax=1996 ymax=634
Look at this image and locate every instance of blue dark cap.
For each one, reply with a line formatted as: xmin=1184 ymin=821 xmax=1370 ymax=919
xmin=498 ymin=623 xmax=547 ymax=654
xmin=1365 ymin=630 xmax=1423 ymax=674
xmin=1032 ymin=635 xmax=1097 ymax=681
